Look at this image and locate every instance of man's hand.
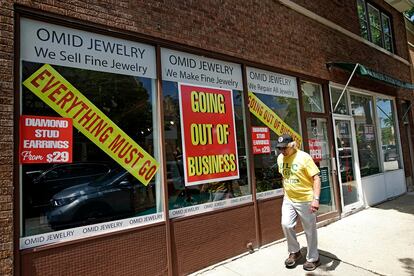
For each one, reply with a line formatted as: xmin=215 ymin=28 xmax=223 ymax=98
xmin=310 ymin=199 xmax=319 ymax=213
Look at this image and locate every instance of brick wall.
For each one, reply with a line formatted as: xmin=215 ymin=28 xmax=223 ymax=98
xmin=291 ymin=0 xmax=409 ymax=60
xmin=290 ymin=0 xmax=362 ymax=34
xmin=9 ymin=0 xmax=411 ymax=81
xmin=0 ymin=0 xmax=15 ymax=275
xmin=1 ymin=0 xmax=412 ymax=275
xmin=171 ymin=205 xmax=256 ymax=275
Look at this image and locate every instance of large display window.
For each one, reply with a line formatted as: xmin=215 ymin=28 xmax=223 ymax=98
xmin=161 ymin=49 xmax=251 ymax=218
xmin=376 ymin=98 xmax=401 ymax=171
xmin=246 ymin=67 xmax=301 ymax=199
xmin=19 ymin=18 xmax=162 ymax=249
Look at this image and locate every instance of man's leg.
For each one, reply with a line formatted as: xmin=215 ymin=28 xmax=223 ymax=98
xmin=295 ymin=202 xmax=319 ymax=262
xmin=281 ymin=198 xmax=300 ymax=254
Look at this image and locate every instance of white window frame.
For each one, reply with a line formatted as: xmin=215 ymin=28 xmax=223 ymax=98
xmin=329 ymin=83 xmax=403 ymax=174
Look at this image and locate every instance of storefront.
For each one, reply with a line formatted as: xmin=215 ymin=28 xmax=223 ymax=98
xmin=15 ymin=14 xmax=342 ymax=275
xmin=3 ymin=1 xmax=412 ymax=275
xmin=330 ymin=82 xmax=406 ymax=212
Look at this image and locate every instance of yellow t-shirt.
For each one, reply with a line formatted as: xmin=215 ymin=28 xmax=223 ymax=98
xmin=277 ymin=149 xmax=320 ymax=202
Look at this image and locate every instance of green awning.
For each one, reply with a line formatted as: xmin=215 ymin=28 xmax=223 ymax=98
xmin=327 ymin=62 xmax=414 ymax=90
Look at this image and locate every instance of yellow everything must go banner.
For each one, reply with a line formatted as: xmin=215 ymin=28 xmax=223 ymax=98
xmin=248 ymin=91 xmax=302 ymax=148
xmin=23 ymin=64 xmax=159 ymax=185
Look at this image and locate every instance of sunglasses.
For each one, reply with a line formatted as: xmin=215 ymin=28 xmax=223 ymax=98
xmin=277 ymin=147 xmax=288 ymax=151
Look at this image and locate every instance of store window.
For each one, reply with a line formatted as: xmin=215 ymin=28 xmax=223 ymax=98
xmin=377 ymin=98 xmax=401 ymax=170
xmin=246 ymin=67 xmax=301 ymax=199
xmin=161 ymin=49 xmax=251 ymax=218
xmin=331 ymin=87 xmax=349 ymax=115
xmin=357 ymin=0 xmax=394 ymax=52
xmin=350 ymin=93 xmax=380 ymax=176
xmin=301 ymin=81 xmax=324 ymax=113
xmin=19 ymin=18 xmax=162 ymax=249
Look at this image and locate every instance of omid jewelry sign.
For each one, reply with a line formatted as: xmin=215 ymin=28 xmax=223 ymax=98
xmin=179 ymin=83 xmax=239 ymax=186
xmin=19 ymin=115 xmax=73 ymax=163
xmin=23 ymin=64 xmax=159 ymax=185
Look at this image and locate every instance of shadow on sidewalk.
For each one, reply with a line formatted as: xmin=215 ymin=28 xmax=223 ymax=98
xmin=371 ymin=193 xmax=414 ymax=216
xmin=299 ymin=247 xmax=341 ymax=273
xmin=399 ymin=258 xmax=414 ymax=276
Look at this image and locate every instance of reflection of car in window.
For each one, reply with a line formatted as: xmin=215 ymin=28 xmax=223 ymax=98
xmin=46 ymin=168 xmax=155 ymax=230
xmin=24 ymin=162 xmax=111 ymax=217
xmin=382 ymin=144 xmax=397 ymax=161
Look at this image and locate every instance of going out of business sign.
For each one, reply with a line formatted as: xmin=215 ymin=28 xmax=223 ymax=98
xmin=179 ymin=83 xmax=239 ymax=186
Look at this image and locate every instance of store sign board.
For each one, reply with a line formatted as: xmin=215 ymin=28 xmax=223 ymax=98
xmin=246 ymin=67 xmax=298 ymax=98
xmin=23 ymin=64 xmax=159 ymax=185
xmin=248 ymin=91 xmax=302 ymax=147
xmin=179 ymin=83 xmax=239 ymax=186
xmin=252 ymin=126 xmax=271 ymax=154
xmin=20 ymin=212 xmax=163 ymax=249
xmin=20 ymin=18 xmax=156 ymax=78
xmin=19 ymin=115 xmax=73 ymax=164
xmin=309 ymin=139 xmax=322 ymax=161
xmin=161 ymin=48 xmax=242 ymax=90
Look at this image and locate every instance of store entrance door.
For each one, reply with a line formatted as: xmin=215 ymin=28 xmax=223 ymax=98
xmin=333 ymin=117 xmax=363 ymax=213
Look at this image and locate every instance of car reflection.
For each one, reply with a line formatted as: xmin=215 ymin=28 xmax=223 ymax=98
xmin=46 ymin=168 xmax=155 ymax=230
xmin=382 ymin=144 xmax=398 ymax=161
xmin=24 ymin=162 xmax=111 ymax=217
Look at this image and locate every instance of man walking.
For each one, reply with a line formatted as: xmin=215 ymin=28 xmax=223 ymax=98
xmin=276 ymin=134 xmax=321 ymax=271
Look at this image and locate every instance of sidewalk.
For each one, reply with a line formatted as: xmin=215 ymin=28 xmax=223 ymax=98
xmin=191 ymin=193 xmax=414 ymax=276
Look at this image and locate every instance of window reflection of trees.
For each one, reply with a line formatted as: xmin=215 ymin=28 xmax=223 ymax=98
xmin=377 ymin=98 xmax=400 ymax=169
xmin=351 ymin=94 xmax=379 ymax=176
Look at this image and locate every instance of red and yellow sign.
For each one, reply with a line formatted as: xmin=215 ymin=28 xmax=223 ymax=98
xmin=248 ymin=91 xmax=302 ymax=147
xmin=19 ymin=115 xmax=73 ymax=164
xmin=179 ymin=84 xmax=239 ymax=185
xmin=23 ymin=64 xmax=159 ymax=185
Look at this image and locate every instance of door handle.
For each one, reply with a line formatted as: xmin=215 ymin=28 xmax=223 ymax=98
xmin=331 ymin=157 xmax=337 ymax=175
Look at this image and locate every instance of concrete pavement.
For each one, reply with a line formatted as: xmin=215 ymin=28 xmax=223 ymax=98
xmin=190 ymin=193 xmax=414 ymax=276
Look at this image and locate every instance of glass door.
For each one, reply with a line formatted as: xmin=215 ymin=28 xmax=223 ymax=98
xmin=333 ymin=118 xmax=363 ymax=212
xmin=306 ymin=118 xmax=335 ymax=214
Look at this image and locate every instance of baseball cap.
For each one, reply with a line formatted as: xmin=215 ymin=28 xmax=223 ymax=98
xmin=276 ymin=134 xmax=293 ymax=148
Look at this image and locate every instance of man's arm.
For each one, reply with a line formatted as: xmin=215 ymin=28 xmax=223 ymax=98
xmin=310 ymin=174 xmax=321 ymax=213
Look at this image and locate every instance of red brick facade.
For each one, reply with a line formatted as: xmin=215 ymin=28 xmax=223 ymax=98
xmin=1 ymin=1 xmax=413 ymax=275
